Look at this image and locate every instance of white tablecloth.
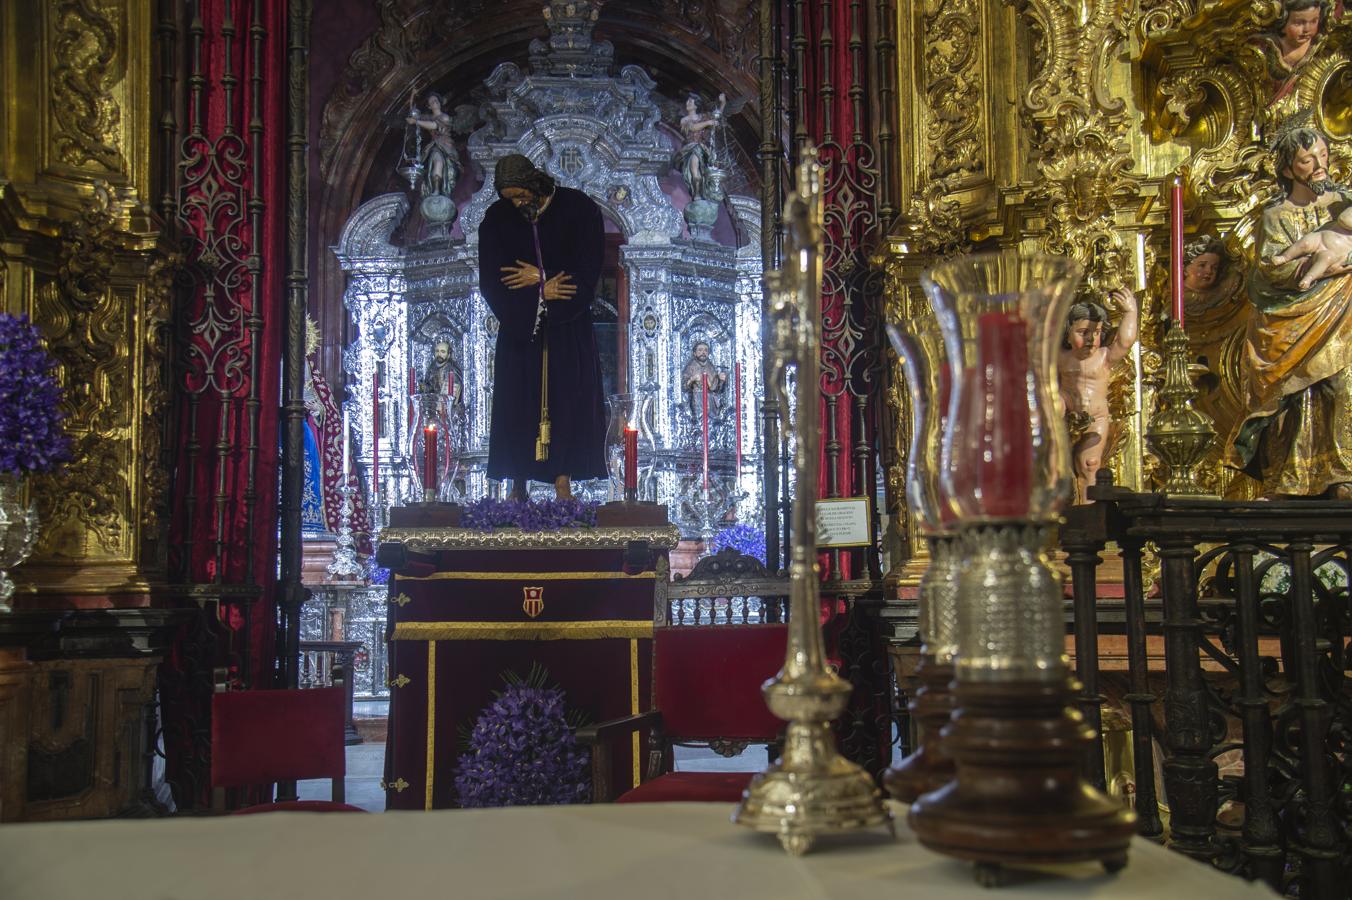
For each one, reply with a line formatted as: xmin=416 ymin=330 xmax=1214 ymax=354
xmin=0 ymin=802 xmax=1275 ymax=900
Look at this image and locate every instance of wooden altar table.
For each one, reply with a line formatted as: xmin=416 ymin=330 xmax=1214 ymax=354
xmin=377 ymin=519 xmax=678 ymax=810
xmin=0 ymin=802 xmax=1277 ymax=899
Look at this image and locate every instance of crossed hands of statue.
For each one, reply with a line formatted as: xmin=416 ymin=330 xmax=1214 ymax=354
xmin=1272 ymin=218 xmax=1352 ymax=291
xmin=500 ymin=259 xmax=577 ymax=300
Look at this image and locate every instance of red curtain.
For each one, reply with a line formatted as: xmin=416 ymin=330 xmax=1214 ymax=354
xmin=170 ymin=0 xmax=287 ymax=689
xmin=795 ymin=0 xmax=886 ymax=581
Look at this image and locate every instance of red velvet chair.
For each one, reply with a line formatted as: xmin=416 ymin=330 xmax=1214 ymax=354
xmin=579 ymin=548 xmax=789 ymax=804
xmin=211 ymin=674 xmax=365 ymax=814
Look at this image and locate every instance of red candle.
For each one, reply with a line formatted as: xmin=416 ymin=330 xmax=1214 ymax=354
xmin=423 ymin=424 xmax=438 ymax=498
xmin=623 ymin=426 xmax=638 ymax=495
xmin=1170 ymin=176 xmax=1185 ymax=327
xmin=372 ymin=366 xmax=380 ymax=507
xmin=971 ymin=311 xmax=1032 ymax=518
xmin=702 ymin=373 xmax=710 ymax=491
xmin=734 ymin=363 xmax=742 ymax=473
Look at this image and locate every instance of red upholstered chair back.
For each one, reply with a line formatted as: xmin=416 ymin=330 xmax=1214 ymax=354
xmin=211 ymin=686 xmax=346 ymax=788
xmin=653 ymin=624 xmax=786 ymax=741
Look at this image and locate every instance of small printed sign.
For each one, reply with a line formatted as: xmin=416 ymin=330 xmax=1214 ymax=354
xmin=815 ymin=497 xmax=872 ymax=548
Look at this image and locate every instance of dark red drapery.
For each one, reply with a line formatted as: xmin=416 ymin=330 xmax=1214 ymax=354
xmin=170 ymin=0 xmax=287 ymax=689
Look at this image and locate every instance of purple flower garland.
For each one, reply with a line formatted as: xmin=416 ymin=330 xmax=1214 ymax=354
xmin=461 ymin=497 xmax=598 ymax=531
xmin=453 ymin=680 xmax=591 ymax=808
xmin=0 ymin=315 xmax=71 ymax=476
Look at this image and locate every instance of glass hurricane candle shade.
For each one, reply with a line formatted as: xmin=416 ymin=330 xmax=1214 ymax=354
xmin=409 ymin=392 xmax=460 ymax=502
xmin=921 ymin=251 xmax=1083 ymax=684
xmin=922 ymin=251 xmax=1082 ymax=523
xmin=604 ymin=393 xmax=656 ymax=500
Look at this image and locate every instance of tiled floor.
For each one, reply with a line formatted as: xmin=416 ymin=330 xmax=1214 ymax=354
xmin=299 ymin=735 xmax=769 ymax=812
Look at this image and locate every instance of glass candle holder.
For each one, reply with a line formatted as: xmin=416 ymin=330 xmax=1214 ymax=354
xmin=408 ymin=392 xmax=457 ymax=503
xmin=923 ymin=251 xmax=1082 ymax=524
xmin=922 ymin=250 xmax=1083 ymax=684
xmin=604 ymin=392 xmax=656 ymax=501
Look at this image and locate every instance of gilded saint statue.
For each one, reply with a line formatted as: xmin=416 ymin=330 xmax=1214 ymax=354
xmin=1227 ymin=123 xmax=1352 ymax=498
xmin=1058 ymin=288 xmax=1139 ymax=503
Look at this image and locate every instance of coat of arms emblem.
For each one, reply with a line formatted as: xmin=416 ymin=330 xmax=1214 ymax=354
xmin=522 ymin=586 xmax=544 ymax=618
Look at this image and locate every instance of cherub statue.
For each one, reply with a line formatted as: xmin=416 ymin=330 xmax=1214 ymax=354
xmin=1254 ymin=0 xmax=1331 ymax=102
xmin=672 ymin=93 xmax=727 ymax=202
xmin=1058 ymin=288 xmax=1139 ymax=503
xmin=681 ymin=340 xmax=728 ymax=419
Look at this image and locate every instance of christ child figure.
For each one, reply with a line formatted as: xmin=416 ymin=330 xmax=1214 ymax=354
xmin=1058 ymin=287 xmax=1139 ymax=503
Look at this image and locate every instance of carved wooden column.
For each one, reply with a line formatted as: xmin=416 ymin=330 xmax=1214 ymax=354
xmin=1157 ymin=533 xmax=1217 ymax=863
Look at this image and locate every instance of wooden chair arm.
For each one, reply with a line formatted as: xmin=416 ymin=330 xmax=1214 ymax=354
xmin=574 ymin=710 xmax=661 ymax=745
xmin=576 ymin=710 xmax=662 ymax=803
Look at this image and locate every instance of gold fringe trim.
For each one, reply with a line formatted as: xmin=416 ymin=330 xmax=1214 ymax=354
xmin=397 ymin=570 xmax=657 ymax=582
xmin=392 ymin=621 xmax=654 ymax=642
xmin=630 ymin=638 xmax=640 ymax=789
xmin=425 ymin=642 xmax=436 ymax=811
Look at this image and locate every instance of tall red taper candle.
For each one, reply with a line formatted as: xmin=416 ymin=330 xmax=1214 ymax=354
xmin=423 ymin=424 xmax=437 ymax=499
xmin=702 ymin=372 xmax=710 ymax=491
xmin=1170 ymin=176 xmax=1185 ymax=327
xmin=734 ymin=363 xmax=742 ymax=473
xmin=372 ymin=366 xmax=380 ymax=508
xmin=623 ymin=426 xmax=638 ymax=496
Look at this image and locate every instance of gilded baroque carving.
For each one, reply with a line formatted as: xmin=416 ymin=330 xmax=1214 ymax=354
xmin=51 ymin=0 xmax=125 ymax=172
xmin=139 ymin=251 xmax=178 ymax=542
xmin=923 ymin=0 xmax=983 ymax=181
xmin=33 ymin=184 xmax=131 ymax=556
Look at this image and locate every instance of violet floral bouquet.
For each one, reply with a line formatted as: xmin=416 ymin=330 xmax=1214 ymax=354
xmin=453 ymin=668 xmax=591 ymax=808
xmin=461 ymin=497 xmax=598 ymax=531
xmin=711 ymin=523 xmax=767 ymax=565
xmin=0 ymin=315 xmax=71 ymax=476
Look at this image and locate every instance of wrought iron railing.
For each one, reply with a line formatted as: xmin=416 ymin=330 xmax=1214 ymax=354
xmin=298 ymin=641 xmax=363 ymax=745
xmin=1062 ymin=484 xmax=1351 ymax=899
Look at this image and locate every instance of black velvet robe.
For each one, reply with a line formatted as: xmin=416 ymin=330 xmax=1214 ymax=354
xmin=479 ymin=187 xmax=608 ymax=483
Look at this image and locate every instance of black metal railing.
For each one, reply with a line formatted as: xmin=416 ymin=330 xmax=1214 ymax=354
xmin=1062 ymin=484 xmax=1351 ymax=899
xmin=298 ymin=641 xmax=363 ymax=745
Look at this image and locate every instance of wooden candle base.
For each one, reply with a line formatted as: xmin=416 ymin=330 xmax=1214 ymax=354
xmin=908 ymin=678 xmax=1135 ymax=883
xmin=883 ymin=655 xmax=955 ymax=802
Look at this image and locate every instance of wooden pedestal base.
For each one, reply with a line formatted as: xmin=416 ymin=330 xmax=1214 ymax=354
xmin=908 ymin=679 xmax=1135 ymax=882
xmin=883 ymin=655 xmax=955 ymax=802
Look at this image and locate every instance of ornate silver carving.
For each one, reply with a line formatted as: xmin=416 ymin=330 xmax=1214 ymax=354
xmin=955 ymin=523 xmax=1068 ymax=682
xmin=332 ymin=6 xmax=763 ymax=538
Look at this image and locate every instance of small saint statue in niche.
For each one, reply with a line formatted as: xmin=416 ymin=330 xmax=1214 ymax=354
xmin=681 ymin=340 xmax=728 ymax=419
xmin=1058 ymin=287 xmax=1139 ymax=504
xmin=405 ymin=93 xmax=462 ymax=202
xmin=420 ymin=339 xmax=465 ymax=408
xmin=1254 ymin=0 xmax=1332 ymax=102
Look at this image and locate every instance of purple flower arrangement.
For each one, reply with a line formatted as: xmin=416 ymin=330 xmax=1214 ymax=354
xmin=453 ymin=670 xmax=591 ymax=808
xmin=0 ymin=315 xmax=71 ymax=476
xmin=711 ymin=523 xmax=767 ymax=565
xmin=461 ymin=497 xmax=598 ymax=531
xmin=363 ymin=555 xmax=390 ymax=585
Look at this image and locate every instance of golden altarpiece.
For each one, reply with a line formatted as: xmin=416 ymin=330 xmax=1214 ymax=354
xmin=881 ymin=0 xmax=1352 ymax=580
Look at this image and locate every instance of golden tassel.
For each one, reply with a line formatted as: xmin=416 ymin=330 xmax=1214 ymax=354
xmin=535 ymin=336 xmax=550 ymax=462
